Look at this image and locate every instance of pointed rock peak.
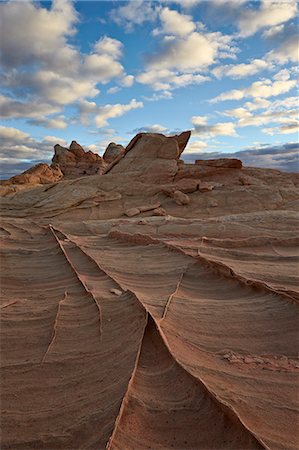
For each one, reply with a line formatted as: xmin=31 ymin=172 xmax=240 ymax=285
xmin=103 ymin=142 xmax=125 ymax=164
xmin=69 ymin=140 xmax=85 ymax=157
xmin=173 ymin=131 xmax=191 ymax=156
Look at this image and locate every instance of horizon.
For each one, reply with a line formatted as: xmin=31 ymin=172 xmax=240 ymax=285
xmin=0 ymin=0 xmax=298 ymax=179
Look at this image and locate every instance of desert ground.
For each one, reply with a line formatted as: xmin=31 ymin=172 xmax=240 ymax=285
xmin=1 ymin=131 xmax=298 ymax=449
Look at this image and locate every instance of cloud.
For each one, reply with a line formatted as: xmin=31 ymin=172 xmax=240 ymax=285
xmin=0 ymin=0 xmax=78 ymax=69
xmin=27 ymin=116 xmax=68 ymax=129
xmin=263 ymin=122 xmax=299 ymax=135
xmin=95 ymin=99 xmax=144 ymax=127
xmin=147 ymin=31 xmax=236 ymax=71
xmin=0 ymin=125 xmax=69 ymax=178
xmin=130 ymin=124 xmax=168 ymax=134
xmin=192 ymin=116 xmax=237 ymax=137
xmin=237 ymin=0 xmax=297 ymax=37
xmin=153 ymin=7 xmax=196 ymax=36
xmin=211 ymin=72 xmax=297 ymax=102
xmin=265 ymin=23 xmax=299 ymax=64
xmin=137 ymin=68 xmax=210 ymax=91
xmin=109 ymin=1 xmax=158 ymax=32
xmin=0 ymin=1 xmax=127 ymax=127
xmin=182 ymin=141 xmax=299 ymax=172
xmin=0 ymin=95 xmax=60 ymax=119
xmin=212 ymin=59 xmax=272 ymax=79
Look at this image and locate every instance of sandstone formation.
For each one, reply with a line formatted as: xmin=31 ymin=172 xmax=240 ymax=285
xmin=1 ymin=130 xmax=298 ymax=450
xmin=103 ymin=142 xmax=125 ymax=164
xmin=52 ymin=141 xmax=105 ymax=178
xmin=1 ymin=162 xmax=63 ymax=186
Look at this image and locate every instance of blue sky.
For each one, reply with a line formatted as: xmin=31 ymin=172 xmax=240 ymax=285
xmin=0 ymin=0 xmax=298 ymax=178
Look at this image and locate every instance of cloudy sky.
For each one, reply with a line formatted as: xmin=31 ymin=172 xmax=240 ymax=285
xmin=0 ymin=0 xmax=298 ymax=178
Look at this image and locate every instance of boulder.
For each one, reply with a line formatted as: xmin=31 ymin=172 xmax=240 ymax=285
xmin=152 ymin=207 xmax=167 ymax=216
xmin=173 ymin=190 xmax=190 ymax=206
xmin=103 ymin=142 xmax=125 ymax=164
xmin=125 ymin=207 xmax=141 ymax=217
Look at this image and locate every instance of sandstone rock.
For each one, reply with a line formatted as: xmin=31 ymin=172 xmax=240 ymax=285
xmin=173 ymin=190 xmax=190 ymax=206
xmin=198 ymin=181 xmax=223 ymax=192
xmin=103 ymin=142 xmax=125 ymax=164
xmin=69 ymin=141 xmax=85 ymax=157
xmin=52 ymin=143 xmax=105 ymax=178
xmin=6 ymin=163 xmax=63 ymax=185
xmin=195 ymin=158 xmax=243 ymax=169
xmin=175 ymin=178 xmax=199 ymax=194
xmin=125 ymin=207 xmax=141 ymax=217
xmin=107 ymin=131 xmax=191 ymax=183
xmin=138 ymin=202 xmax=161 ymax=212
xmin=152 ymin=207 xmax=167 ymax=216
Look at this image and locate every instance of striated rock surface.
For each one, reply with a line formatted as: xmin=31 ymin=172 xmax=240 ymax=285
xmin=0 ymin=130 xmax=299 ymax=450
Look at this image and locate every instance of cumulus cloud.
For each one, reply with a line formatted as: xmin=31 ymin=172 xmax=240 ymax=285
xmin=130 ymin=124 xmax=168 ymax=134
xmin=0 ymin=125 xmax=69 ymax=178
xmin=27 ymin=116 xmax=68 ymax=130
xmin=147 ymin=31 xmax=236 ymax=71
xmin=237 ymin=0 xmax=297 ymax=37
xmin=265 ymin=23 xmax=299 ymax=64
xmin=192 ymin=116 xmax=238 ymax=137
xmin=182 ymin=142 xmax=299 ymax=172
xmin=153 ymin=7 xmax=196 ymax=36
xmin=95 ymin=99 xmax=144 ymax=127
xmin=211 ymin=72 xmax=297 ymax=102
xmin=137 ymin=69 xmax=209 ymax=91
xmin=212 ymin=59 xmax=272 ymax=79
xmin=0 ymin=95 xmax=60 ymax=119
xmin=109 ymin=1 xmax=158 ymax=32
xmin=0 ymin=0 xmax=128 ymax=128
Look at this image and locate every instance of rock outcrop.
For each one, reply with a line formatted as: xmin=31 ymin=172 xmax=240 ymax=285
xmin=2 ymin=163 xmax=63 ymax=185
xmin=106 ymin=131 xmax=191 ymax=183
xmin=52 ymin=141 xmax=105 ymax=178
xmin=103 ymin=142 xmax=125 ymax=164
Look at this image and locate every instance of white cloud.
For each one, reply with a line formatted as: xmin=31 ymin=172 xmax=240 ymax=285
xmin=120 ymin=75 xmax=135 ymax=87
xmin=148 ymin=31 xmax=236 ymax=71
xmin=107 ymin=87 xmax=121 ymax=95
xmin=0 ymin=125 xmax=30 ymax=142
xmin=95 ymin=99 xmax=144 ymax=127
xmin=263 ymin=122 xmax=299 ymax=135
xmin=94 ymin=36 xmax=123 ymax=59
xmin=153 ymin=7 xmax=196 ymax=37
xmin=0 ymin=1 xmax=127 ymax=124
xmin=192 ymin=116 xmax=237 ymax=137
xmin=28 ymin=116 xmax=68 ymax=130
xmin=0 ymin=95 xmax=61 ymax=119
xmin=0 ymin=0 xmax=78 ymax=69
xmin=211 ymin=73 xmax=297 ymax=102
xmin=237 ymin=0 xmax=297 ymax=37
xmin=212 ymin=59 xmax=271 ymax=79
xmin=109 ymin=1 xmax=158 ymax=32
xmin=184 ymin=139 xmax=209 ymax=153
xmin=137 ymin=68 xmax=209 ymax=91
xmin=130 ymin=124 xmax=168 ymax=134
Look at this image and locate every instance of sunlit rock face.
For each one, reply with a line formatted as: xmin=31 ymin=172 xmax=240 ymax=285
xmin=0 ymin=130 xmax=299 ymax=450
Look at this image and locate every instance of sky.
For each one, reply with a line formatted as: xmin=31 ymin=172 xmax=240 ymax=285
xmin=0 ymin=0 xmax=298 ymax=179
